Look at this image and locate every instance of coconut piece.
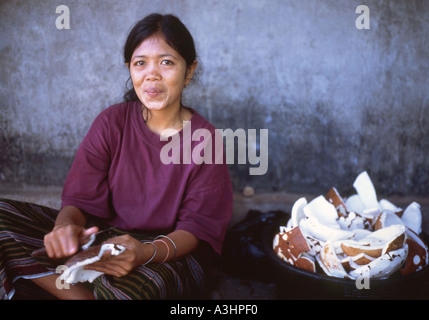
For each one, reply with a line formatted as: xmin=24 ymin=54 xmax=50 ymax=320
xmin=301 ymin=195 xmax=355 ymax=241
xmin=273 ymin=227 xmax=310 ymax=261
xmin=305 ymin=235 xmax=324 ymax=256
xmin=304 ymin=216 xmax=355 ymax=242
xmin=341 ymin=241 xmax=381 ymax=258
xmin=340 ymin=225 xmax=406 ymax=258
xmin=290 ymin=197 xmax=307 ymax=228
xmin=326 ymin=187 xmax=348 ymax=217
xmin=349 ymin=246 xmax=408 ymax=279
xmin=361 ymin=207 xmax=381 ymax=221
xmin=373 ymin=210 xmax=404 ymax=230
xmin=400 ymin=228 xmax=428 ymax=275
xmin=298 ymin=217 xmax=311 ymax=236
xmin=351 ymin=229 xmax=373 ymax=240
xmin=337 ymin=211 xmax=372 ymax=231
xmin=351 ymin=252 xmax=375 ymax=265
xmin=297 ymin=219 xmax=324 ymax=255
xmin=283 ymin=226 xmax=311 ymax=259
xmin=303 ymin=195 xmax=339 ymax=225
xmin=294 ymin=253 xmax=316 ymax=273
xmin=379 ymin=199 xmax=403 ymax=216
xmin=60 ymin=243 xmax=126 ymax=284
xmin=81 ymin=233 xmax=96 ymax=250
xmin=401 ymin=202 xmax=422 ymax=234
xmin=340 ymin=258 xmax=354 ymax=272
xmin=300 ymin=220 xmax=325 ymax=256
xmin=352 ymin=171 xmax=380 ymax=212
xmin=341 ymin=253 xmax=375 ymax=273
xmin=285 ymin=219 xmax=293 ymax=230
xmin=341 ymin=252 xmax=375 ymax=268
xmin=273 ymin=233 xmax=280 ymax=248
xmin=319 ymin=241 xmax=351 ymax=278
xmin=345 ymin=194 xmax=365 ymax=217
xmin=273 ymin=226 xmax=316 ymax=273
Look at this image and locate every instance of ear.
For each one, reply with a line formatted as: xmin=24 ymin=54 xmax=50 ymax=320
xmin=126 ymin=62 xmax=130 ymax=69
xmin=185 ymin=60 xmax=198 ymax=86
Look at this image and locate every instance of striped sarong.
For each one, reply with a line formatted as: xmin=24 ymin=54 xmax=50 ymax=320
xmin=0 ymin=198 xmax=206 ymax=300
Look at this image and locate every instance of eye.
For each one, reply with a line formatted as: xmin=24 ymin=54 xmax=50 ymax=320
xmin=134 ymin=60 xmax=145 ymax=66
xmin=161 ymin=60 xmax=174 ymax=66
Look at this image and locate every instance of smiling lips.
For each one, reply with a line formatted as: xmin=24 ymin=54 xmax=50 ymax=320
xmin=145 ymin=87 xmax=163 ymax=98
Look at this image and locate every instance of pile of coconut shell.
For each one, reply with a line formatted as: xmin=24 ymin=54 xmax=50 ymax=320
xmin=273 ymin=171 xmax=428 ymax=280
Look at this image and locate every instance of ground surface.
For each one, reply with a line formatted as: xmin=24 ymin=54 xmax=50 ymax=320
xmin=0 ymin=185 xmax=428 ymax=300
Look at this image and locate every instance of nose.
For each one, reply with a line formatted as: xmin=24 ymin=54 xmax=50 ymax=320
xmin=145 ymin=63 xmax=161 ymax=82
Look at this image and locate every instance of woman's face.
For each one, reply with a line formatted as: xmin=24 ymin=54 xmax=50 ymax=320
xmin=128 ymin=33 xmax=196 ymax=113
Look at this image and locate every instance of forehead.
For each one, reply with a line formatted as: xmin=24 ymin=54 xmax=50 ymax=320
xmin=132 ymin=33 xmax=181 ymax=59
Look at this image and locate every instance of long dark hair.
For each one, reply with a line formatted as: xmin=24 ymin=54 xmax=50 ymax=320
xmin=123 ymin=13 xmax=197 ymax=102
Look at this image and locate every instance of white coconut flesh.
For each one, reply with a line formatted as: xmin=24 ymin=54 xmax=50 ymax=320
xmin=349 ymin=246 xmax=408 ymax=279
xmin=60 ymin=243 xmax=126 ymax=284
xmin=352 ymin=171 xmax=380 ymax=213
xmin=379 ymin=199 xmax=402 ymax=213
xmin=319 ymin=240 xmax=351 ymax=279
xmin=374 ymin=210 xmax=404 ymax=230
xmin=401 ymin=202 xmax=422 ymax=234
xmin=291 ymin=197 xmax=307 ymax=228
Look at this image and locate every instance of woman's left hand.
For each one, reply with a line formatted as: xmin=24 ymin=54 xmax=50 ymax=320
xmin=84 ymin=234 xmax=153 ymax=277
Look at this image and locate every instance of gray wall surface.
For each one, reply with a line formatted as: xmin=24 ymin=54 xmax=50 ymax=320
xmin=1 ymin=0 xmax=428 ymax=196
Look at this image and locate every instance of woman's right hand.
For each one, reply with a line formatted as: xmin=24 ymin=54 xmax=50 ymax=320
xmin=43 ymin=224 xmax=99 ymax=259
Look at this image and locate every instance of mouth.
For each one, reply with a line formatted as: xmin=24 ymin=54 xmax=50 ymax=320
xmin=144 ymin=87 xmax=163 ymax=98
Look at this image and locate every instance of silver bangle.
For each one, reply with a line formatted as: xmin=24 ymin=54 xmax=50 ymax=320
xmin=142 ymin=241 xmax=157 ymax=266
xmin=155 ymin=235 xmax=177 ymax=259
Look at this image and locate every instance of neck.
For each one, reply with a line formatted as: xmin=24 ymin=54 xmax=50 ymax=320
xmin=143 ymin=104 xmax=191 ymax=136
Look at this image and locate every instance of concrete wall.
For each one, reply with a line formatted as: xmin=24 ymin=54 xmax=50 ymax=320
xmin=1 ymin=0 xmax=428 ymax=196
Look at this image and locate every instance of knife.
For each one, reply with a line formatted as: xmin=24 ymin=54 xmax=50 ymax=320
xmin=31 ymin=226 xmax=116 ymax=257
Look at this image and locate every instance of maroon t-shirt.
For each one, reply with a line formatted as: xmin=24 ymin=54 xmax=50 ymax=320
xmin=61 ymin=101 xmax=233 ymax=255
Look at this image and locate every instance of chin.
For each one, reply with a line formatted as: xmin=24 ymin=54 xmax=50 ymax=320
xmin=141 ymin=100 xmax=166 ymax=111
xmin=146 ymin=105 xmax=168 ymax=112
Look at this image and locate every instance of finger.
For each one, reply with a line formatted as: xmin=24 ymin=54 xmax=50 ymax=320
xmin=81 ymin=226 xmax=99 ymax=238
xmin=52 ymin=226 xmax=80 ymax=257
xmin=79 ymin=226 xmax=99 ymax=247
xmin=61 ymin=228 xmax=81 ymax=256
xmin=44 ymin=233 xmax=63 ymax=258
xmin=44 ymin=236 xmax=57 ymax=258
